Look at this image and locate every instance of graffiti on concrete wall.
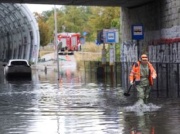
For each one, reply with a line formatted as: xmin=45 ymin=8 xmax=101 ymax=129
xmin=121 ymin=41 xmax=138 ymax=62
xmin=121 ymin=26 xmax=180 ymax=92
xmin=148 ymin=38 xmax=180 ymax=63
xmin=121 ymin=41 xmax=138 ymax=90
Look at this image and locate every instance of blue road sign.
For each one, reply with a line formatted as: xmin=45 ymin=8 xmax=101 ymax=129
xmin=83 ymin=31 xmax=88 ymax=36
xmin=132 ymin=24 xmax=144 ymax=40
xmin=106 ymin=32 xmax=116 ymax=43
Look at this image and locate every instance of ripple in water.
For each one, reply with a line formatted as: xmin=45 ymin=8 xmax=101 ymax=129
xmin=124 ymin=99 xmax=161 ymax=115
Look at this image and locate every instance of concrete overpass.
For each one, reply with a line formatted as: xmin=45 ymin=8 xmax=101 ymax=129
xmin=0 ymin=0 xmax=155 ymax=64
xmin=0 ymin=0 xmax=154 ymax=8
xmin=0 ymin=0 xmax=180 ymax=93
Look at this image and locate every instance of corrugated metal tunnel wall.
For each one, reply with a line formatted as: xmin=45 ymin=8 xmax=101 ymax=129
xmin=0 ymin=3 xmax=40 ymax=64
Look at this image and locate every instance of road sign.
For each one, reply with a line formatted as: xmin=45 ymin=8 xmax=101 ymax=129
xmin=83 ymin=31 xmax=88 ymax=36
xmin=96 ymin=29 xmax=119 ymax=44
xmin=132 ymin=24 xmax=144 ymax=40
xmin=103 ymin=29 xmax=119 ymax=43
xmin=106 ymin=32 xmax=115 ymax=43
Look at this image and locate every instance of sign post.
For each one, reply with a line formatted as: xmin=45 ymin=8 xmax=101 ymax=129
xmin=104 ymin=29 xmax=119 ymax=86
xmin=102 ymin=44 xmax=106 ymax=65
xmin=132 ymin=24 xmax=144 ymax=59
xmin=96 ymin=29 xmax=119 ymax=85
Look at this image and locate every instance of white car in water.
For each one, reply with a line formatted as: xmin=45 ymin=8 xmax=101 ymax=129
xmin=3 ymin=59 xmax=32 ymax=79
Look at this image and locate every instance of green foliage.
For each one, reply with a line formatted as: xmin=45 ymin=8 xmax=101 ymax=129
xmin=34 ymin=12 xmax=51 ymax=47
xmin=86 ymin=6 xmax=120 ymax=41
xmin=36 ymin=6 xmax=120 ymax=45
xmin=35 ymin=6 xmax=121 ymax=61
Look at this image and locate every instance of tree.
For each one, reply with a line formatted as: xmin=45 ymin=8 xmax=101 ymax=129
xmin=35 ymin=6 xmax=121 ymax=43
xmin=86 ymin=6 xmax=120 ymax=41
xmin=34 ymin=12 xmax=51 ymax=47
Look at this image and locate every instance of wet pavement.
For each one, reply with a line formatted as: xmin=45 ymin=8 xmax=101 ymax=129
xmin=0 ymin=62 xmax=180 ymax=134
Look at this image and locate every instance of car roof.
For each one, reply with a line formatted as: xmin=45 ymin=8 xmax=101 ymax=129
xmin=9 ymin=59 xmax=28 ymax=62
xmin=8 ymin=59 xmax=29 ymax=64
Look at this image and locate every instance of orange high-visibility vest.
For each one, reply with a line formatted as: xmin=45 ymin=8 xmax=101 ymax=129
xmin=129 ymin=61 xmax=157 ymax=86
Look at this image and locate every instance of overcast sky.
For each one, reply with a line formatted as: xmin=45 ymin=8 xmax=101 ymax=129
xmin=26 ymin=4 xmax=61 ymax=13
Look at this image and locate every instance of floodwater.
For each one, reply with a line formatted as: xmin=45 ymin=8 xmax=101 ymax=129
xmin=0 ymin=64 xmax=180 ymax=134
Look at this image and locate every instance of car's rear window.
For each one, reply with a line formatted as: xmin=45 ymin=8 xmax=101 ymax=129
xmin=11 ymin=61 xmax=28 ymax=66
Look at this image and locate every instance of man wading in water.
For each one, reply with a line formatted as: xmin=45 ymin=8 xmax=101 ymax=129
xmin=129 ymin=54 xmax=157 ymax=104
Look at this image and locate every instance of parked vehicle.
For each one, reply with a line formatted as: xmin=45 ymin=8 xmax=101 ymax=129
xmin=3 ymin=59 xmax=32 ymax=80
xmin=57 ymin=32 xmax=81 ymax=55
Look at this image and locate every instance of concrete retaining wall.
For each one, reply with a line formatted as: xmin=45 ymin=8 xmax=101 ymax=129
xmin=121 ymin=0 xmax=180 ymax=91
xmin=121 ymin=0 xmax=180 ymax=61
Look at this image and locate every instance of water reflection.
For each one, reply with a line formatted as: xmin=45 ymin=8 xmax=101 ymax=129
xmin=0 ymin=64 xmax=180 ymax=134
xmin=124 ymin=112 xmax=156 ymax=134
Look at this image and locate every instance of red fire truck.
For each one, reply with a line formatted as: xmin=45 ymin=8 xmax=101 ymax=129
xmin=57 ymin=32 xmax=81 ymax=54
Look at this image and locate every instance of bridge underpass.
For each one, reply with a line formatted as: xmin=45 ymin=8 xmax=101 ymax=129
xmin=0 ymin=0 xmax=154 ymax=8
xmin=0 ymin=0 xmax=160 ymax=63
xmin=0 ymin=0 xmax=155 ymax=73
xmin=0 ymin=1 xmax=179 ymax=134
xmin=0 ymin=0 xmax=153 ymax=64
xmin=0 ymin=0 xmax=179 ymax=95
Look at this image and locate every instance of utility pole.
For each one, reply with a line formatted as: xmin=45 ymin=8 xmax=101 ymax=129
xmin=54 ymin=5 xmax=60 ymax=80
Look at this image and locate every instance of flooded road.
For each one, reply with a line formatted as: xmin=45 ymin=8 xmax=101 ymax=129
xmin=0 ymin=64 xmax=180 ymax=134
